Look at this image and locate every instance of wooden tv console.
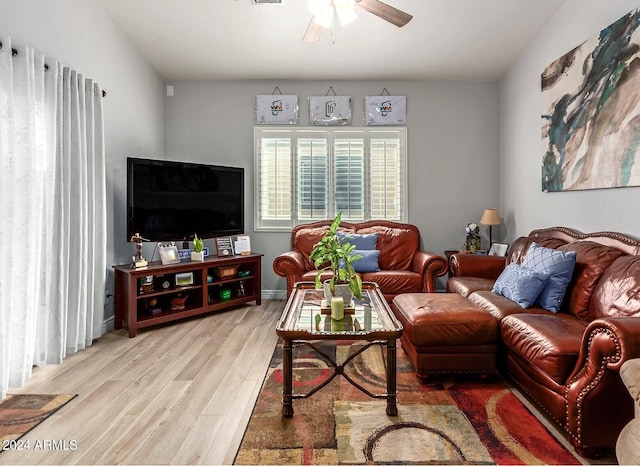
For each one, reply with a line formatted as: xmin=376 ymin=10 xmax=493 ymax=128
xmin=113 ymin=253 xmax=262 ymax=337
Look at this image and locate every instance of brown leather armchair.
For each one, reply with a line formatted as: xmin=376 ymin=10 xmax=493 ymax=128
xmin=273 ymin=220 xmax=447 ymax=302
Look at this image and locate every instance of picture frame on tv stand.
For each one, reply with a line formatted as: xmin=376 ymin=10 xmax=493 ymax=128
xmin=234 ymin=235 xmax=251 ymax=255
xmin=215 ymin=237 xmax=234 ymax=257
xmin=158 ymin=243 xmax=180 ymax=265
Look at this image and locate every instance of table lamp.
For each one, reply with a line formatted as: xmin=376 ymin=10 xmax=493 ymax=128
xmin=480 ymin=208 xmax=501 ymax=247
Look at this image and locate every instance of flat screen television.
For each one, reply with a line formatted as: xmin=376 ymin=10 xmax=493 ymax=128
xmin=127 ymin=157 xmax=244 ymax=242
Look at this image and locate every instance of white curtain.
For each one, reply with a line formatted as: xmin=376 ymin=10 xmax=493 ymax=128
xmin=0 ymin=37 xmax=106 ymax=399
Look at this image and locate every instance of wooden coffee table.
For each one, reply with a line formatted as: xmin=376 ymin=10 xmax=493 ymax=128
xmin=275 ymin=281 xmax=403 ymax=418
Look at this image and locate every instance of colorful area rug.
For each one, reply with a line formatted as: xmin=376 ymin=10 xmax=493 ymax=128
xmin=0 ymin=394 xmax=76 ymax=445
xmin=235 ymin=340 xmax=579 ymax=465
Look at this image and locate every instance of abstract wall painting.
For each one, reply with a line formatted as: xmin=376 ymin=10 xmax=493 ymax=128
xmin=541 ymin=7 xmax=640 ymax=192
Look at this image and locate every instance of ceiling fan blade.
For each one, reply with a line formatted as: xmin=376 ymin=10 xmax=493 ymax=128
xmin=303 ymin=18 xmax=325 ymax=43
xmin=355 ymin=0 xmax=413 ymax=27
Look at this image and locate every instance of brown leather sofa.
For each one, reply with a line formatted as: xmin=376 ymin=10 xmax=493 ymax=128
xmin=273 ymin=220 xmax=447 ymax=302
xmin=447 ymin=226 xmax=640 ymax=457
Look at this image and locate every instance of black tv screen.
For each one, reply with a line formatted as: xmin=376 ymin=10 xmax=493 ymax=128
xmin=127 ymin=157 xmax=244 ymax=242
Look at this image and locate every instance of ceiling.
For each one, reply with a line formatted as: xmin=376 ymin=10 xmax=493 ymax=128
xmin=99 ymin=0 xmax=567 ymax=81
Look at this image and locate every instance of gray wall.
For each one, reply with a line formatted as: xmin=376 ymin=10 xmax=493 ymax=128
xmin=164 ymin=80 xmax=500 ymax=294
xmin=1 ymin=0 xmax=166 ymax=321
xmin=499 ymin=0 xmax=640 ymax=241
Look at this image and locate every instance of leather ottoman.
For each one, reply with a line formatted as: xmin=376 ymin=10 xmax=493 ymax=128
xmin=391 ymin=293 xmax=498 ymax=382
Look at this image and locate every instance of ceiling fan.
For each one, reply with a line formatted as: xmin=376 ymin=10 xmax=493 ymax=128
xmin=303 ymin=0 xmax=413 ymax=43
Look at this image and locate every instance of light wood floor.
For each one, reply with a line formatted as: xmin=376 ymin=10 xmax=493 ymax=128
xmin=1 ymin=298 xmax=616 ymax=465
xmin=1 ymin=300 xmax=283 ymax=465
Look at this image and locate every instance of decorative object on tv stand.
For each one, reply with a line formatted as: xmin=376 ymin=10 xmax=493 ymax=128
xmin=480 ymin=208 xmax=501 ymax=247
xmin=171 ymin=295 xmax=188 ymax=310
xmin=215 ymin=236 xmax=234 ymax=256
xmin=175 ymin=272 xmax=194 ymax=287
xmin=309 ymin=211 xmax=362 ymax=303
xmin=129 ymin=232 xmax=149 ymax=269
xmin=191 ymin=234 xmax=205 ymax=262
xmin=158 ymin=242 xmax=180 ymax=265
xmin=463 ymin=222 xmax=481 ymax=254
xmin=234 ymin=235 xmax=251 ymax=255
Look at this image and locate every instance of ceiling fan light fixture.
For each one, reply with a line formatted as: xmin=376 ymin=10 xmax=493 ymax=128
xmin=334 ymin=0 xmax=357 ymax=26
xmin=309 ymin=0 xmax=334 ymax=28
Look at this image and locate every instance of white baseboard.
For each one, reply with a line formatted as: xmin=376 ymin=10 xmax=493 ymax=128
xmin=102 ymin=315 xmax=115 ymax=333
xmin=261 ymin=289 xmax=287 ymax=300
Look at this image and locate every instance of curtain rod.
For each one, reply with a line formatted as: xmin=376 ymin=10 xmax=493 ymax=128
xmin=0 ymin=40 xmax=107 ymax=97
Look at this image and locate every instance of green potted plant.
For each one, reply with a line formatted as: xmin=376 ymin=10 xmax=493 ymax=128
xmin=309 ymin=212 xmax=363 ymax=302
xmin=191 ymin=234 xmax=205 ymax=262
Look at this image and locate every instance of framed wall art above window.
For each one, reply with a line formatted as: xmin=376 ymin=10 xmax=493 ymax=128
xmin=309 ymin=95 xmax=352 ymax=126
xmin=364 ymin=95 xmax=406 ymax=125
xmin=255 ymin=94 xmax=299 ymax=125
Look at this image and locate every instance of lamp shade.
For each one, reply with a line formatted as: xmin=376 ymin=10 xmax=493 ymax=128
xmin=480 ymin=208 xmax=501 ymax=226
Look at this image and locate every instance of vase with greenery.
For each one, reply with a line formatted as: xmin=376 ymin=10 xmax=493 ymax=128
xmin=191 ymin=234 xmax=205 ymax=261
xmin=309 ymin=212 xmax=363 ymax=302
xmin=464 ymin=222 xmax=481 ymax=253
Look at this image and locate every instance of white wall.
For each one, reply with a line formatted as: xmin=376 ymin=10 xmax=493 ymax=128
xmin=164 ymin=80 xmax=499 ymax=294
xmin=1 ymin=0 xmax=166 ymax=320
xmin=500 ymin=0 xmax=640 ymax=241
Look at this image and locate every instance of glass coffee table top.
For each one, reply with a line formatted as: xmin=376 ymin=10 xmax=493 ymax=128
xmin=277 ymin=282 xmax=402 ymax=339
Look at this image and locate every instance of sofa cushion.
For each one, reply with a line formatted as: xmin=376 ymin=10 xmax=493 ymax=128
xmin=506 ymin=236 xmax=568 ymax=266
xmin=468 ymin=290 xmax=549 ymax=322
xmin=492 ymin=263 xmax=550 ymax=308
xmin=351 ymin=249 xmax=381 ymax=273
xmin=501 ymin=313 xmax=588 ymax=384
xmin=361 ymin=270 xmax=422 ymax=296
xmin=447 ymin=276 xmax=495 ymax=297
xmin=558 ymin=240 xmax=624 ymax=319
xmin=522 ymin=242 xmax=577 ymax=313
xmin=337 ymin=232 xmax=378 ymax=250
xmin=357 ymin=225 xmax=418 ymax=270
xmin=589 ymin=255 xmax=640 ymax=320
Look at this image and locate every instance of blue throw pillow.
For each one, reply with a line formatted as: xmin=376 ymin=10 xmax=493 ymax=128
xmin=351 ymin=249 xmax=381 ymax=273
xmin=522 ymin=242 xmax=577 ymax=313
xmin=337 ymin=232 xmax=378 ymax=250
xmin=492 ymin=263 xmax=550 ymax=308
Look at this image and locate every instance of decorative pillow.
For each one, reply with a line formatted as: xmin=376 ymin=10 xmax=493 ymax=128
xmin=492 ymin=263 xmax=550 ymax=308
xmin=337 ymin=232 xmax=378 ymax=250
xmin=522 ymin=242 xmax=577 ymax=313
xmin=350 ymin=249 xmax=381 ymax=273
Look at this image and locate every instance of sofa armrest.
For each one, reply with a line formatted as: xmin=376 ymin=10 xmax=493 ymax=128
xmin=449 ymin=254 xmax=506 ymax=280
xmin=273 ymin=251 xmax=308 ymax=297
xmin=565 ymin=317 xmax=640 ymax=449
xmin=411 ymin=251 xmax=448 ymax=293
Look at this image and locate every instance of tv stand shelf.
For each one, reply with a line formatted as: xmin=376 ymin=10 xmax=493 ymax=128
xmin=113 ymin=253 xmax=262 ymax=337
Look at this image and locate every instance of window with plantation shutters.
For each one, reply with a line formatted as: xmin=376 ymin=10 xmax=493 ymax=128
xmin=297 ymin=135 xmax=328 ymax=220
xmin=254 ymin=127 xmax=407 ymax=231
xmin=256 ymin=131 xmax=292 ymax=229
